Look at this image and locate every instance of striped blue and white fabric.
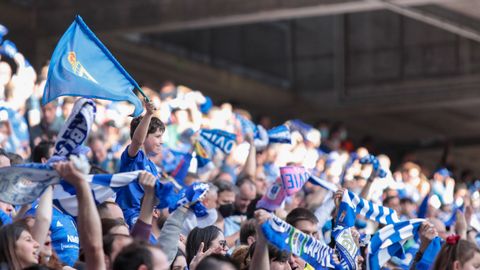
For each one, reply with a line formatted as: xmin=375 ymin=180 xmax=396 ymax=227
xmin=337 ymin=190 xmax=400 ymax=228
xmin=53 ymin=171 xmax=142 ymax=216
xmin=308 ymin=174 xmax=338 ymax=192
xmin=366 ymin=219 xmax=424 ymax=270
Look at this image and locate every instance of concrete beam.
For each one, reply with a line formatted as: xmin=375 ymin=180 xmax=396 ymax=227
xmin=1 ymin=0 xmax=456 ymax=38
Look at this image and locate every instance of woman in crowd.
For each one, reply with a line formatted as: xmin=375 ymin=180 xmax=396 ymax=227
xmin=432 ymin=236 xmax=480 ymax=270
xmin=0 ymin=222 xmax=40 ymax=269
xmin=186 ymin=225 xmax=229 ymax=270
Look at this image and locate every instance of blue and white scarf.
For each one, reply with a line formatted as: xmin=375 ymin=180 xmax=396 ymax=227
xmin=262 ymin=215 xmax=338 ymax=269
xmin=49 ymin=98 xmax=96 ymax=162
xmin=337 ymin=190 xmax=400 ymax=228
xmin=53 ymin=170 xmax=143 ymax=216
xmin=366 ymin=219 xmax=424 ymax=270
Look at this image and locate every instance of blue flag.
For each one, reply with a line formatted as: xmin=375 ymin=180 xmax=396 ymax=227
xmin=170 ymin=153 xmax=193 ymax=188
xmin=42 ymin=15 xmax=143 ymax=117
xmin=200 ymin=129 xmax=236 ymax=154
xmin=267 ymin=124 xmax=291 ymax=144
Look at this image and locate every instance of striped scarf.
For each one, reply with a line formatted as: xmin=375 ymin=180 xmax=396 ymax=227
xmin=366 ymin=219 xmax=424 ymax=270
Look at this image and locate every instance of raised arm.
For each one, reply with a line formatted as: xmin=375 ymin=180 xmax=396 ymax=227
xmin=249 ymin=210 xmax=272 ymax=270
xmin=31 ymin=186 xmax=53 ymax=249
xmin=53 ymin=161 xmax=105 ymax=270
xmin=238 ymin=133 xmax=256 ymax=180
xmin=131 ymin=172 xmax=157 ymax=240
xmin=128 ymin=100 xmax=156 ymax=157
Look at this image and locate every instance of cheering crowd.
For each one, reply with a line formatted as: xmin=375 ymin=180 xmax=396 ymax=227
xmin=0 ymin=22 xmax=480 ymax=270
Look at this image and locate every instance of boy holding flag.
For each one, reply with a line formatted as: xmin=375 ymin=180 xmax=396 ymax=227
xmin=115 ymin=100 xmax=166 ymax=227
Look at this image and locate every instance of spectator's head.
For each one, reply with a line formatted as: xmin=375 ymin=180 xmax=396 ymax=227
xmin=0 ymin=148 xmax=10 ymax=167
xmin=61 ymin=97 xmax=75 ymax=119
xmin=214 ymin=180 xmax=237 ymax=218
xmin=383 ymin=196 xmax=401 ymax=214
xmin=400 ymin=197 xmax=416 ymax=217
xmin=195 ymin=254 xmax=238 ymax=270
xmin=170 ymin=249 xmax=187 ymax=270
xmin=432 ymin=238 xmax=480 ymax=270
xmin=103 ymin=234 xmax=133 ymax=270
xmin=201 ymin=183 xmax=218 ymax=210
xmin=268 ymin=244 xmax=290 ymax=270
xmin=7 ymin=152 xmax=23 ymax=165
xmin=97 ymin=201 xmax=125 ymax=220
xmin=41 ymin=101 xmax=58 ymax=126
xmin=235 ymin=178 xmax=257 ymax=214
xmin=88 ymin=133 xmax=108 ymax=163
xmin=239 ymin=219 xmax=256 ymax=246
xmin=0 ymin=222 xmax=40 ymax=269
xmin=130 ymin=116 xmax=165 ymax=155
xmin=286 ymin=208 xmax=319 ymax=237
xmin=113 ymin=241 xmax=168 ymax=270
xmin=101 ymin=218 xmax=129 ymax=236
xmin=31 ymin=140 xmax=54 ymax=163
xmin=186 ymin=226 xmax=227 ymax=265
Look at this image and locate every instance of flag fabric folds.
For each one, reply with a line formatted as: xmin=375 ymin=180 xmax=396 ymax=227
xmin=0 ymin=163 xmax=61 ymax=205
xmin=200 ymin=129 xmax=236 ymax=154
xmin=337 ymin=190 xmax=400 ymax=228
xmin=267 ymin=124 xmax=291 ymax=144
xmin=53 ymin=170 xmax=143 ymax=216
xmin=42 ymin=15 xmax=143 ymax=117
xmin=262 ymin=215 xmax=337 ymax=270
xmin=50 ymin=98 xmax=96 ymax=161
xmin=366 ymin=219 xmax=424 ymax=270
xmin=280 ymin=166 xmax=309 ymax=196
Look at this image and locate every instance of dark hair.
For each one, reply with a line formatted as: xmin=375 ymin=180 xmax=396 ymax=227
xmin=32 ymin=140 xmax=54 ymax=163
xmin=239 ymin=219 xmax=256 ymax=245
xmin=103 ymin=233 xmax=132 ymax=257
xmin=196 ymin=254 xmax=239 ymax=270
xmin=129 ymin=116 xmax=165 ymax=139
xmin=101 ymin=218 xmax=128 ymax=236
xmin=383 ymin=196 xmax=399 ymax=207
xmin=236 ymin=177 xmax=256 ymax=189
xmin=268 ymin=244 xmax=290 ymax=262
xmin=170 ymin=249 xmax=186 ymax=270
xmin=214 ymin=180 xmax=238 ymax=195
xmin=7 ymin=152 xmax=23 ymax=165
xmin=246 ymin=242 xmax=289 ymax=269
xmin=97 ymin=201 xmax=120 ymax=218
xmin=286 ymin=208 xmax=319 ymax=227
xmin=186 ymin=226 xmax=223 ymax=265
xmin=22 ymin=265 xmax=54 ymax=270
xmin=113 ymin=241 xmax=153 ymax=270
xmin=0 ymin=222 xmax=30 ymax=269
xmin=0 ymin=148 xmax=8 ymax=158
xmin=400 ymin=197 xmax=414 ymax=205
xmin=432 ymin=239 xmax=480 ymax=270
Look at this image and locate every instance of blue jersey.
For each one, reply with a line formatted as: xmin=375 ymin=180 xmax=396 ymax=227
xmin=116 ymin=145 xmax=159 ymax=227
xmin=26 ymin=206 xmax=79 ymax=266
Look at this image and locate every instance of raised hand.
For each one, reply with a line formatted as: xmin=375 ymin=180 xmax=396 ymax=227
xmin=419 ymin=221 xmax=437 ymax=251
xmin=189 ymin=242 xmax=221 ymax=270
xmin=143 ymin=99 xmax=157 ymax=115
xmin=138 ymin=171 xmax=156 ymax=196
xmin=52 ymin=161 xmax=85 ymax=187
